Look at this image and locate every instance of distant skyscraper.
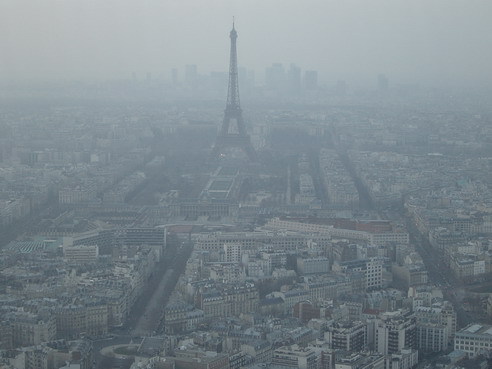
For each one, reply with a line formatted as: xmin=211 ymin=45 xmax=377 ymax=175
xmin=376 ymin=310 xmax=416 ymax=355
xmin=265 ymin=63 xmax=285 ymax=91
xmin=304 ymin=70 xmax=318 ymax=90
xmin=171 ymin=68 xmax=178 ymax=85
xmin=378 ymin=74 xmax=389 ymax=91
xmin=288 ymin=64 xmax=301 ymax=95
xmin=185 ymin=64 xmax=198 ymax=85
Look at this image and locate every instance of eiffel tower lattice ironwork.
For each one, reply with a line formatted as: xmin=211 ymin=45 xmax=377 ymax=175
xmin=210 ymin=22 xmax=257 ymax=161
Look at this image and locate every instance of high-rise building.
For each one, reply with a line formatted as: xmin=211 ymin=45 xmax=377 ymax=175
xmin=185 ymin=64 xmax=198 ymax=85
xmin=171 ymin=68 xmax=178 ymax=85
xmin=304 ymin=70 xmax=318 ymax=90
xmin=265 ymin=63 xmax=285 ymax=91
xmin=414 ymin=302 xmax=456 ymax=352
xmin=376 ymin=310 xmax=416 ymax=355
xmin=416 ymin=323 xmax=448 ymax=353
xmin=288 ymin=64 xmax=302 ymax=95
xmin=324 ymin=321 xmax=367 ymax=352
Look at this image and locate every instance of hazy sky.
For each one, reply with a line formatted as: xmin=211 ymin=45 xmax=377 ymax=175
xmin=1 ymin=0 xmax=491 ymax=87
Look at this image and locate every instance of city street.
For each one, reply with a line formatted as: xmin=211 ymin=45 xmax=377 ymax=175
xmin=404 ymin=213 xmax=476 ymax=328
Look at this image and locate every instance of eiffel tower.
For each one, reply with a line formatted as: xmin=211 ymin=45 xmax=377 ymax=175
xmin=210 ymin=22 xmax=257 ymax=161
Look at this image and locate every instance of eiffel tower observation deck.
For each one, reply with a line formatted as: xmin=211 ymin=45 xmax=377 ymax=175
xmin=210 ymin=22 xmax=257 ymax=161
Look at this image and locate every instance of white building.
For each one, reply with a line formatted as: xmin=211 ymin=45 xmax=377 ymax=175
xmin=454 ymin=324 xmax=492 ymax=357
xmin=266 ymin=217 xmax=409 ymax=245
xmin=272 ymin=345 xmax=317 ymax=369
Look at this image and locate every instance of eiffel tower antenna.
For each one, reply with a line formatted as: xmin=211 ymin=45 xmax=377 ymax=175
xmin=210 ymin=22 xmax=257 ymax=161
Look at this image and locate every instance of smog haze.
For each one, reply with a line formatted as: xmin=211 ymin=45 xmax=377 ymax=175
xmin=1 ymin=0 xmax=492 ymax=88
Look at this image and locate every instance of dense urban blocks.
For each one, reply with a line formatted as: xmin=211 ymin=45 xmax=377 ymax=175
xmin=1 ymin=14 xmax=492 ymax=369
